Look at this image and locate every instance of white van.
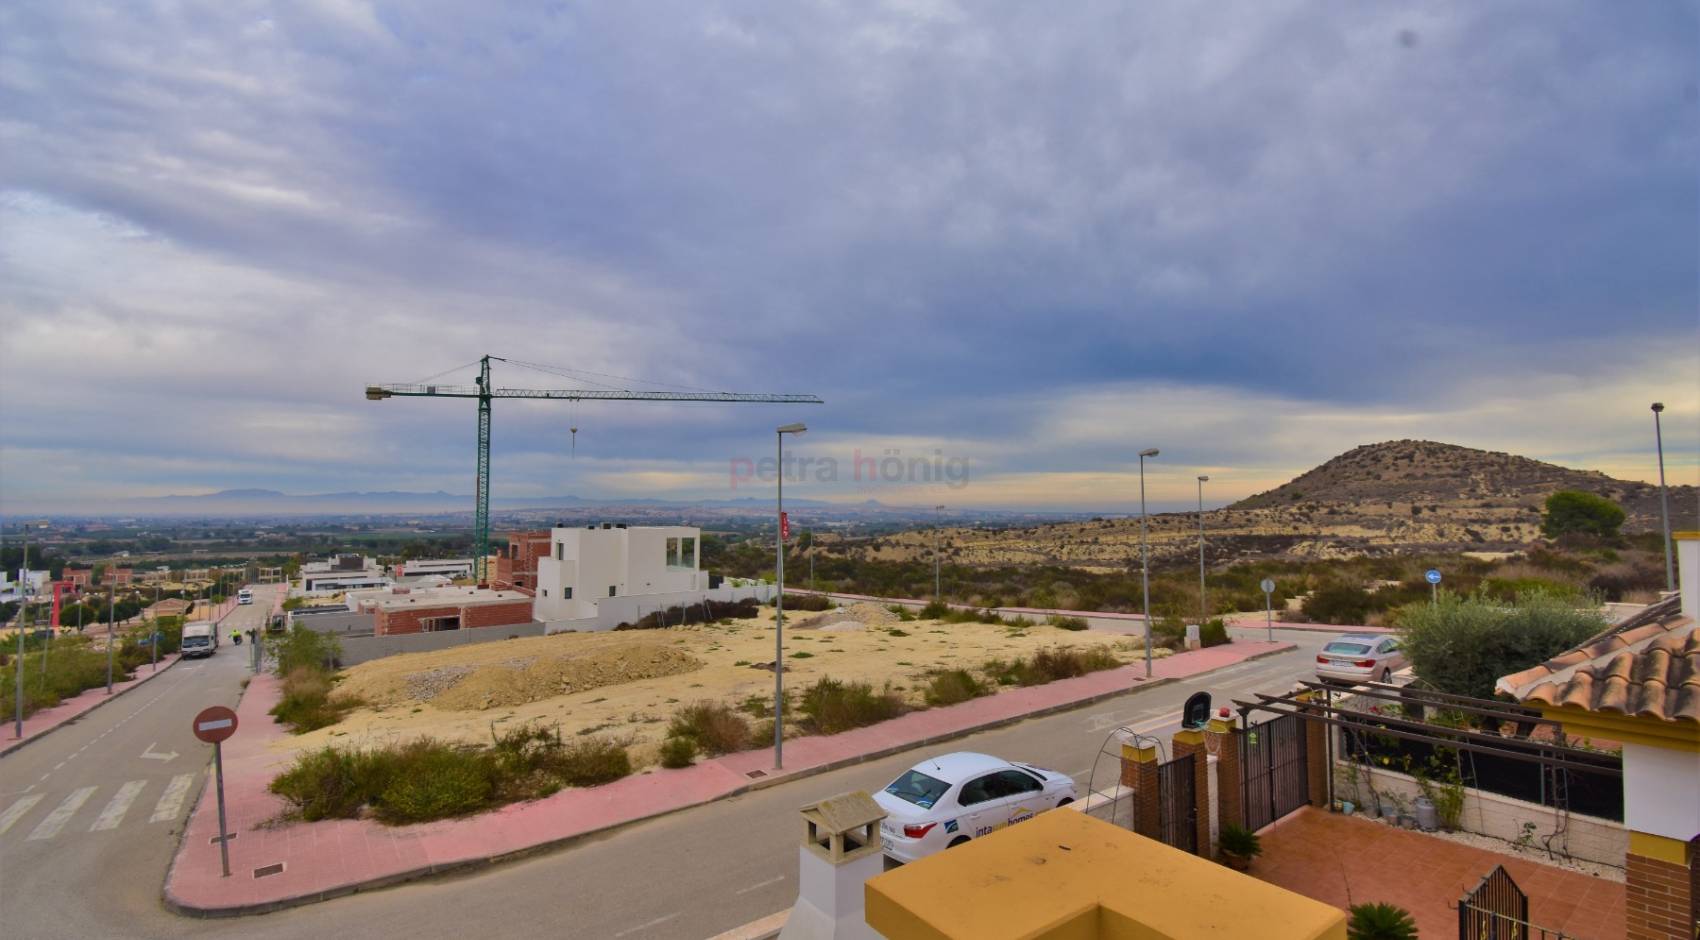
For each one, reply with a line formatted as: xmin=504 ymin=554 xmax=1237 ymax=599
xmin=181 ymin=621 xmax=217 ymax=658
xmin=237 ymin=588 xmax=254 ymax=606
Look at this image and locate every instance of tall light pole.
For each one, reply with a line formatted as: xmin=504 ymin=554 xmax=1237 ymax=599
xmin=1652 ymin=403 xmax=1675 ymax=593
xmin=105 ymin=583 xmax=115 ymax=695
xmin=1196 ymin=475 xmax=1209 ymax=625
xmin=14 ymin=536 xmax=28 ymax=739
xmin=1138 ymin=448 xmax=1159 ymax=678
xmin=933 ymin=504 xmax=946 ymax=600
xmin=773 ymin=422 xmax=807 ymax=769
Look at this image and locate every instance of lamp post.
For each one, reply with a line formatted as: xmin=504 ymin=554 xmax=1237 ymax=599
xmin=105 ymin=583 xmax=115 ymax=695
xmin=14 ymin=537 xmax=28 ymax=739
xmin=773 ymin=422 xmax=807 ymax=769
xmin=933 ymin=504 xmax=946 ymax=601
xmin=1138 ymin=448 xmax=1159 ymax=678
xmin=1652 ymin=403 xmax=1675 ymax=593
xmin=1196 ymin=475 xmax=1209 ymax=625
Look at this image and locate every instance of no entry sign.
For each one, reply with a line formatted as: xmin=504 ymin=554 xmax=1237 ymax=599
xmin=193 ymin=705 xmax=238 ymax=744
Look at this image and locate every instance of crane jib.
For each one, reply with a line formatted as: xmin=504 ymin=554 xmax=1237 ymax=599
xmin=366 ymin=362 xmax=821 ymax=584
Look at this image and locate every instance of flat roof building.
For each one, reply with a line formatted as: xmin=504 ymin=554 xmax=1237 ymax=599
xmin=533 ymin=524 xmax=702 ymax=622
xmin=347 ymin=585 xmax=534 ymax=636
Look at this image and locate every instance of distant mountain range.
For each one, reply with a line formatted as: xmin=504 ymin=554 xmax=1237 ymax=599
xmin=62 ymin=489 xmax=849 ymax=516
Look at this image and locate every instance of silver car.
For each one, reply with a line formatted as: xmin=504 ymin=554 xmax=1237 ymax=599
xmin=1316 ymin=633 xmax=1406 ymax=684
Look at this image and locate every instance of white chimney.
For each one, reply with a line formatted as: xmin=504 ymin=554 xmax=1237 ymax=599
xmin=1678 ymin=531 xmax=1698 ymax=621
xmin=778 ymin=791 xmax=886 ymax=940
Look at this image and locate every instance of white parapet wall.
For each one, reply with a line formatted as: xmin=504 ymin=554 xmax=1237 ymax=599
xmin=542 ymin=583 xmax=776 ymax=633
xmin=1334 ymin=760 xmax=1626 ymax=868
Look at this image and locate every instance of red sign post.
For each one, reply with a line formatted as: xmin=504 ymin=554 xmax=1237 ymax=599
xmin=779 ymin=511 xmax=790 ymax=542
xmin=193 ymin=706 xmax=239 ymax=876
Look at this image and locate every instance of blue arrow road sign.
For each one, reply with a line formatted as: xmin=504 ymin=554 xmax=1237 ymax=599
xmin=1425 ymin=569 xmax=1442 ymax=585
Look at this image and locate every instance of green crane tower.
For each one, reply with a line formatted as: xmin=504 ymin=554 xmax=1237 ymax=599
xmin=367 ymin=355 xmax=822 ymax=582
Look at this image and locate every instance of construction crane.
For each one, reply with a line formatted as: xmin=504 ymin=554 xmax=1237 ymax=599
xmin=366 ymin=355 xmax=823 ymax=582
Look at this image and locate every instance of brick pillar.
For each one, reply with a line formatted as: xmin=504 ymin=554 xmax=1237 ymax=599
xmin=1208 ymin=717 xmax=1243 ymax=834
xmin=1625 ymin=833 xmax=1696 ymax=940
xmin=1122 ymin=743 xmax=1161 ymax=841
xmin=1172 ymin=729 xmax=1211 ymax=856
xmin=1297 ymin=691 xmax=1330 ymax=808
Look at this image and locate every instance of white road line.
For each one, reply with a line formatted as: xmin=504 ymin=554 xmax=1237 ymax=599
xmin=0 ymin=794 xmax=45 ymax=835
xmin=28 ymin=787 xmax=96 ymax=841
xmin=735 ymin=875 xmax=785 ymax=895
xmin=150 ymin=774 xmax=194 ymax=823
xmin=90 ymin=780 xmax=147 ymax=831
xmin=615 ymin=913 xmax=680 ymax=937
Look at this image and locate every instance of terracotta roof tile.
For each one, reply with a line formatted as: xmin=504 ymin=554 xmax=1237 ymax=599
xmin=1517 ymin=629 xmax=1700 ymax=724
xmin=1494 ymin=595 xmax=1690 ymax=706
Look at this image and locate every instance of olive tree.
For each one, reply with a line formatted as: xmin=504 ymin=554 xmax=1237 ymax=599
xmin=1397 ymin=591 xmax=1606 ymax=700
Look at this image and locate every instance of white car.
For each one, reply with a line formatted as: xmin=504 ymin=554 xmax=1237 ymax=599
xmin=873 ymin=752 xmax=1077 ymax=863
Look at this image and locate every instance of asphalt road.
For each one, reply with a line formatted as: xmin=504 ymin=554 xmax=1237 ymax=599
xmin=0 ymin=586 xmax=278 ymax=940
xmin=0 ymin=620 xmax=1329 ymax=939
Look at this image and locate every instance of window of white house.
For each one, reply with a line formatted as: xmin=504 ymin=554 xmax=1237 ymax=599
xmin=608 ymin=585 xmax=617 ymax=597
xmin=564 ymin=587 xmax=572 ymax=599
xmin=555 ymin=541 xmax=564 ymax=560
xmin=680 ymin=536 xmax=696 ymax=568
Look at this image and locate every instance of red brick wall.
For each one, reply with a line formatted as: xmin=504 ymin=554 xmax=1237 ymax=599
xmin=375 ymin=599 xmax=535 ymax=636
xmin=1626 ymin=848 xmax=1696 ymax=940
xmin=492 ymin=532 xmax=550 ymax=591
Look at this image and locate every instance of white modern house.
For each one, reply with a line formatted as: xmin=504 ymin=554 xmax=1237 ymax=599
xmin=298 ymin=554 xmax=391 ymax=594
xmin=392 ymin=558 xmax=475 ymax=580
xmin=534 ymin=523 xmax=770 ymax=630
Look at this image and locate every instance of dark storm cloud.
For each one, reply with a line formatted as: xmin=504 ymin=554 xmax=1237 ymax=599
xmin=0 ymin=1 xmax=1694 ymax=508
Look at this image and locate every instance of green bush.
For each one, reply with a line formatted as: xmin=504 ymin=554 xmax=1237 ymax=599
xmin=1396 ymin=591 xmax=1606 ymax=699
xmin=269 ymin=666 xmax=362 ymax=734
xmin=1541 ymin=490 xmax=1625 ymax=539
xmin=376 ymin=740 xmax=495 ymax=822
xmin=798 ymin=677 xmax=905 ymax=734
xmin=268 ymin=729 xmax=632 ymax=824
xmin=918 ymin=600 xmax=951 ymax=619
xmin=1047 ymin=615 xmax=1089 ymax=631
xmin=983 ymin=646 xmax=1121 ymax=687
xmin=659 ymin=736 xmax=698 ymax=768
xmin=667 ymin=701 xmax=752 ymax=755
xmin=270 ymin=625 xmax=343 ymax=675
xmin=0 ymin=637 xmax=140 ymax=721
xmin=1346 ymin=902 xmax=1418 ymax=940
xmin=1218 ymin=823 xmax=1261 ymax=858
xmin=1302 ymin=584 xmax=1375 ymax=625
xmin=1199 ymin=618 xmax=1230 ymax=647
xmin=924 ymin=669 xmax=990 ymax=706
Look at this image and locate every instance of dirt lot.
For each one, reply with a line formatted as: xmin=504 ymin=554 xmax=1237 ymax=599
xmin=275 ymin=604 xmax=1156 ymax=769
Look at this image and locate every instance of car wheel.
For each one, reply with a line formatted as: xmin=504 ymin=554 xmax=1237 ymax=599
xmin=1056 ymin=797 xmax=1075 ymax=807
xmin=1378 ymin=668 xmax=1391 ymax=683
xmin=947 ymin=836 xmax=970 ymax=849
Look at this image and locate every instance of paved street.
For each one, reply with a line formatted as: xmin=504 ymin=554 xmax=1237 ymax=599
xmin=0 ymin=586 xmax=277 ymax=940
xmin=5 ymin=616 xmax=1328 ymax=940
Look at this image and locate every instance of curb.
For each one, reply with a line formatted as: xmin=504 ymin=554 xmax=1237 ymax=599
xmin=0 ymin=654 xmax=182 ymax=758
xmin=162 ymin=642 xmax=1298 ymax=917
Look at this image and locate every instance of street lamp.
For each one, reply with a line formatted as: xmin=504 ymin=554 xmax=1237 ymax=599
xmin=1138 ymin=448 xmax=1159 ymax=678
xmin=1652 ymin=403 xmax=1674 ymax=593
xmin=774 ymin=422 xmax=807 ymax=769
xmin=1197 ymin=475 xmax=1210 ymax=625
xmin=934 ymin=504 xmax=946 ymax=601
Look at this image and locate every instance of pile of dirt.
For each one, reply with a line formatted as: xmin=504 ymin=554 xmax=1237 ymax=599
xmin=340 ymin=644 xmax=704 ymax=712
xmin=792 ymin=601 xmax=898 ymax=632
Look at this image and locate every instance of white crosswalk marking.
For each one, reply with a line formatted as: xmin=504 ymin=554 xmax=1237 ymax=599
xmin=90 ymin=780 xmax=147 ymax=831
xmin=0 ymin=794 xmax=45 ymax=836
xmin=28 ymin=787 xmax=95 ymax=841
xmin=150 ymin=774 xmax=194 ymax=824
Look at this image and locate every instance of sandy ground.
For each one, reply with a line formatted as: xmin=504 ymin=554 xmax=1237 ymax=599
xmin=275 ymin=604 xmax=1160 ymax=769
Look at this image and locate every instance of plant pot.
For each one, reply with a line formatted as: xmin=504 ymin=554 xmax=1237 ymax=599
xmin=1221 ymin=852 xmax=1252 ymax=872
xmin=1413 ymin=795 xmax=1439 ymax=832
xmin=1341 ymin=801 xmax=1355 ymax=815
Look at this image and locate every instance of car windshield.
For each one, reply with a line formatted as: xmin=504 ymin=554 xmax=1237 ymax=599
xmin=884 ymin=769 xmax=950 ymax=808
xmin=1323 ymin=641 xmax=1371 ymax=655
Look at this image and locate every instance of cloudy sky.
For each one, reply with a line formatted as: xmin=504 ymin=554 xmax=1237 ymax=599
xmin=2 ymin=1 xmax=1696 ymax=514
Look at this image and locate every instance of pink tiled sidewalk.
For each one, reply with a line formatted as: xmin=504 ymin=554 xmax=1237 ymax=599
xmin=164 ymin=639 xmax=1292 ymax=914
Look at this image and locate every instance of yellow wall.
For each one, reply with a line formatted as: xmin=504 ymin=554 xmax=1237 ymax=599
xmin=865 ymin=810 xmax=1346 ymax=940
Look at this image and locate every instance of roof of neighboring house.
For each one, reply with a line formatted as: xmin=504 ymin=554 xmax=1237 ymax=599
xmin=1497 ymin=594 xmax=1698 ymax=724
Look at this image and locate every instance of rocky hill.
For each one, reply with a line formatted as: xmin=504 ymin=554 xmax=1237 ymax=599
xmin=820 ymin=440 xmax=1696 ymax=570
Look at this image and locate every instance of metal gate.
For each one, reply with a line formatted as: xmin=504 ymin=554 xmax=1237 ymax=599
xmin=1156 ymin=753 xmax=1197 ymax=853
xmin=1457 ymin=865 xmax=1569 ymax=940
xmin=1242 ymin=712 xmax=1308 ymax=831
